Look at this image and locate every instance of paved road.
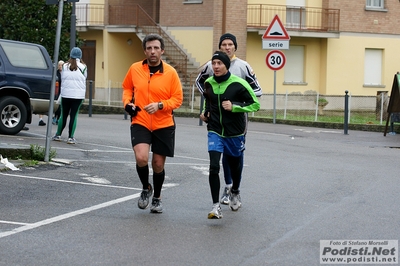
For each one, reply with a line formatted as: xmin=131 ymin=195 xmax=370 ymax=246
xmin=0 ymin=114 xmax=399 ymax=266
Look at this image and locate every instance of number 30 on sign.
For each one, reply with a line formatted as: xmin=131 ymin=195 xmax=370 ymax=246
xmin=266 ymin=50 xmax=286 ymax=71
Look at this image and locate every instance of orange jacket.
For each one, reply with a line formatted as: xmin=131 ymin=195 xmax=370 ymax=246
xmin=122 ymin=59 xmax=183 ymax=131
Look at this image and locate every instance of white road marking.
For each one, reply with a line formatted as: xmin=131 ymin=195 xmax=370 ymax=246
xmin=294 ymin=128 xmax=341 ymax=134
xmin=1 ymin=172 xmax=139 ymax=190
xmin=0 ymin=220 xmax=30 ymax=226
xmin=190 ymin=166 xmax=209 ymax=175
xmin=82 ymin=176 xmax=112 ymax=184
xmin=0 ymin=172 xmax=179 ymax=239
xmin=248 ymin=130 xmax=291 ymax=137
xmin=0 ymin=136 xmax=209 ymax=239
xmin=0 ymin=193 xmax=141 ymax=239
xmin=162 ymin=183 xmax=179 ymax=188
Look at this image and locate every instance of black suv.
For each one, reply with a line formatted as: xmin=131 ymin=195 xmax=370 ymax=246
xmin=0 ymin=39 xmax=57 ymax=135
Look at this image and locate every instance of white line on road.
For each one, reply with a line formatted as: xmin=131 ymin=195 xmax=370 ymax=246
xmin=0 ymin=173 xmax=179 ymax=239
xmin=0 ymin=193 xmax=141 ymax=239
xmin=0 ymin=220 xmax=30 ymax=226
xmin=0 ymin=172 xmax=138 ymax=190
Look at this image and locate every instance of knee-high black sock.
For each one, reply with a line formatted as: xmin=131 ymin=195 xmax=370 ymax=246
xmin=226 ymin=155 xmax=241 ymax=192
xmin=136 ymin=164 xmax=149 ymax=190
xmin=153 ymin=169 xmax=165 ymax=198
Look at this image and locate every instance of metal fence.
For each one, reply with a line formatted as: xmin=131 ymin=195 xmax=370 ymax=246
xmin=247 ymin=4 xmax=340 ymax=32
xmin=86 ymin=81 xmax=390 ymax=125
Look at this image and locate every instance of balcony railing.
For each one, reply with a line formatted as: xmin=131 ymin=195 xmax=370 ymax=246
xmin=76 ymin=4 xmax=104 ymax=27
xmin=247 ymin=4 xmax=340 ymax=32
xmin=76 ymin=4 xmax=188 ymax=84
xmin=76 ymin=3 xmax=340 ymax=33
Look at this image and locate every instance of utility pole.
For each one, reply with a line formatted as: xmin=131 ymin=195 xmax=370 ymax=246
xmin=44 ymin=0 xmax=80 ymax=162
xmin=70 ymin=1 xmax=76 ymax=49
xmin=44 ymin=0 xmax=65 ymax=162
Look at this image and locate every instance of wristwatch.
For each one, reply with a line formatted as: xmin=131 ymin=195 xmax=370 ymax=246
xmin=158 ymin=101 xmax=164 ymax=110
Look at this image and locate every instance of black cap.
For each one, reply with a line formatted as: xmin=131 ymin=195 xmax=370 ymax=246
xmin=212 ymin=51 xmax=230 ymax=69
xmin=219 ymin=33 xmax=237 ymax=51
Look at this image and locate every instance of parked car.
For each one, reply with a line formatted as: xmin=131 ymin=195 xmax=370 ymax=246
xmin=0 ymin=39 xmax=58 ymax=135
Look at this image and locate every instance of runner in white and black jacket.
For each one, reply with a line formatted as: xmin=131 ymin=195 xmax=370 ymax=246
xmin=196 ymin=33 xmax=262 ymax=97
xmin=196 ymin=33 xmax=262 ymax=206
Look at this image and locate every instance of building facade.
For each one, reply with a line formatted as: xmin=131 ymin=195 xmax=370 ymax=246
xmin=75 ymin=0 xmax=400 ymax=105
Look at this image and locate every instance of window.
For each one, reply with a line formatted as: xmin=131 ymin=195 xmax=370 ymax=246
xmin=286 ymin=6 xmax=306 ymax=29
xmin=366 ymin=0 xmax=384 ymax=9
xmin=183 ymin=0 xmax=203 ymax=4
xmin=1 ymin=42 xmax=48 ymax=69
xmin=284 ymin=46 xmax=305 ymax=83
xmin=364 ymin=49 xmax=382 ymax=86
xmin=286 ymin=0 xmax=305 ymax=28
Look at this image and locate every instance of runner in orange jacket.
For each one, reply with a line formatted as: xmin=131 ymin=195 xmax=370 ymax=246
xmin=122 ymin=55 xmax=182 ymax=131
xmin=122 ymin=34 xmax=183 ymax=213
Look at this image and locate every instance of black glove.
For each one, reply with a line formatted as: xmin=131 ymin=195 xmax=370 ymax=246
xmin=125 ymin=104 xmax=141 ymax=117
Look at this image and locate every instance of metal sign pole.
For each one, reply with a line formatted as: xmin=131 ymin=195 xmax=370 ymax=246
xmin=262 ymin=15 xmax=290 ymax=124
xmin=273 ymin=70 xmax=276 ymax=124
xmin=44 ymin=0 xmax=64 ymax=162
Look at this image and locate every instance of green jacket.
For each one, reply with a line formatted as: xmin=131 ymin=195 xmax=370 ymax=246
xmin=204 ymin=72 xmax=260 ymax=137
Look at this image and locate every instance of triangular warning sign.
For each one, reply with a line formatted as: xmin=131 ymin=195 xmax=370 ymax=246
xmin=262 ymin=15 xmax=290 ymax=40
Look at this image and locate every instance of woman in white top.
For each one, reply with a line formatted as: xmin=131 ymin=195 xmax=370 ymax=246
xmin=52 ymin=47 xmax=87 ymax=144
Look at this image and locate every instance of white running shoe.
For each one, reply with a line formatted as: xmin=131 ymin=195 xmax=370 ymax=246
xmin=52 ymin=135 xmax=62 ymax=141
xmin=220 ymin=186 xmax=231 ymax=205
xmin=138 ymin=184 xmax=153 ymax=209
xmin=229 ymin=192 xmax=242 ymax=211
xmin=208 ymin=203 xmax=222 ymax=219
xmin=150 ymin=198 xmax=163 ymax=213
xmin=67 ymin=138 xmax=76 ymax=144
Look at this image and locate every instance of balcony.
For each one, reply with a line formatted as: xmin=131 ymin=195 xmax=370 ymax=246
xmin=75 ymin=3 xmax=340 ymax=34
xmin=247 ymin=4 xmax=340 ymax=35
xmin=75 ymin=4 xmax=160 ymax=29
xmin=75 ymin=4 xmax=104 ymax=28
xmin=76 ymin=4 xmax=189 ymax=85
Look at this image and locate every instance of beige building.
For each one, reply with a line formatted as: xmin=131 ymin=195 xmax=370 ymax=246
xmin=75 ymin=0 xmax=400 ymax=105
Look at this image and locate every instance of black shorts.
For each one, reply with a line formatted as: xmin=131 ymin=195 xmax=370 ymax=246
xmin=130 ymin=124 xmax=176 ymax=157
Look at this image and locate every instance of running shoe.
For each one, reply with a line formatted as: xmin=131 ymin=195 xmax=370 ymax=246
xmin=220 ymin=186 xmax=231 ymax=205
xmin=138 ymin=184 xmax=153 ymax=209
xmin=67 ymin=138 xmax=76 ymax=144
xmin=38 ymin=120 xmax=46 ymax=126
xmin=52 ymin=135 xmax=62 ymax=141
xmin=150 ymin=198 xmax=163 ymax=213
xmin=208 ymin=203 xmax=222 ymax=219
xmin=229 ymin=192 xmax=242 ymax=211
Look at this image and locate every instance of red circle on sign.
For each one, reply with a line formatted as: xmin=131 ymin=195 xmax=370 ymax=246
xmin=266 ymin=50 xmax=286 ymax=71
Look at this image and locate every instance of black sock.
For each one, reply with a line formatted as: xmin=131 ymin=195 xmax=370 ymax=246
xmin=231 ymin=188 xmax=240 ymax=194
xmin=153 ymin=169 xmax=165 ymax=198
xmin=136 ymin=164 xmax=149 ymax=190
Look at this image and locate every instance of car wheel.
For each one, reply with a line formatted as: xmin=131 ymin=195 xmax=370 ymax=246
xmin=0 ymin=96 xmax=27 ymax=135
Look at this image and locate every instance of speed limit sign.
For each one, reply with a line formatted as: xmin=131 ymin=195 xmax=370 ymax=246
xmin=266 ymin=50 xmax=286 ymax=71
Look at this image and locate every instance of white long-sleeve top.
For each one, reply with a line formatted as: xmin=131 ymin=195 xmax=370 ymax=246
xmin=61 ymin=59 xmax=87 ymax=99
xmin=195 ymin=55 xmax=262 ymax=97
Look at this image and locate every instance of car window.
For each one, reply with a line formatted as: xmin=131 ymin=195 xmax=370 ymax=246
xmin=0 ymin=42 xmax=48 ymax=69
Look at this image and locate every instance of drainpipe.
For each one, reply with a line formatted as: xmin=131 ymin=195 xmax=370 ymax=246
xmin=222 ymin=0 xmax=226 ymax=34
